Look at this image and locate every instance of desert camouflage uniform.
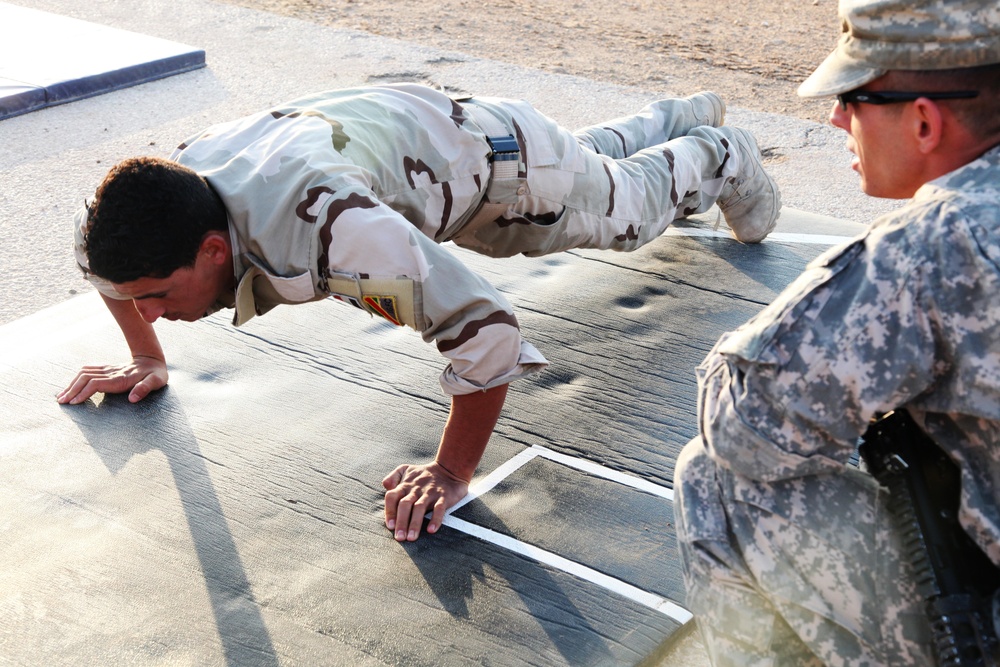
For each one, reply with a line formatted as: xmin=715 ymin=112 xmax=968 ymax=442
xmin=675 ymin=145 xmax=1000 ymax=666
xmin=75 ymin=83 xmax=739 ymax=395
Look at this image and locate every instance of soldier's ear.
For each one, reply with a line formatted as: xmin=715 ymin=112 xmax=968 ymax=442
xmin=199 ymin=231 xmax=231 ymax=265
xmin=910 ymin=98 xmax=943 ymax=156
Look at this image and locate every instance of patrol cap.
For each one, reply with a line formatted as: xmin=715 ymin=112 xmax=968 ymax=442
xmin=798 ymin=0 xmax=1000 ymax=98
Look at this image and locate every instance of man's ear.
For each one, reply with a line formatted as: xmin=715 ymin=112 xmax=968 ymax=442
xmin=910 ymin=98 xmax=944 ymax=155
xmin=199 ymin=231 xmax=231 ymax=265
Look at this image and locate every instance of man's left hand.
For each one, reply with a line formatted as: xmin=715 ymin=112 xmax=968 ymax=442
xmin=381 ymin=462 xmax=469 ymax=541
xmin=381 ymin=384 xmax=508 ymax=542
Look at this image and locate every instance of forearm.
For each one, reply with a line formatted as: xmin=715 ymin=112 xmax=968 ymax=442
xmin=435 ymin=383 xmax=509 ymax=481
xmin=101 ymin=293 xmax=165 ymax=361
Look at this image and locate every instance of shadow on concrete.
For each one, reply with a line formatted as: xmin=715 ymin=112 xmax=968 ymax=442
xmin=64 ymin=389 xmax=280 ymax=667
xmin=407 ymin=505 xmax=616 ymax=666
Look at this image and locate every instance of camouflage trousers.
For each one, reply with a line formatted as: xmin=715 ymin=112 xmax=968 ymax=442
xmin=450 ymin=95 xmax=740 ymax=258
xmin=674 ymin=437 xmax=935 ymax=667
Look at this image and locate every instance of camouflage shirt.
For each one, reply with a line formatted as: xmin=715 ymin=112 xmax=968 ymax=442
xmin=75 ymin=84 xmax=549 ymax=395
xmin=698 ymin=144 xmax=1000 ymax=565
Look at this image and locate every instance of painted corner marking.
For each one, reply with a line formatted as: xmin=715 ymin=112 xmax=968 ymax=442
xmin=439 ymin=445 xmax=688 ymax=623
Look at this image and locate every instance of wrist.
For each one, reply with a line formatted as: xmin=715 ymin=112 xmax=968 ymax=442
xmin=433 ymin=459 xmax=472 ymax=484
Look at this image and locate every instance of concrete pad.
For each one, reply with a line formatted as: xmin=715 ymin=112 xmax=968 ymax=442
xmin=0 ymin=2 xmax=204 ymax=120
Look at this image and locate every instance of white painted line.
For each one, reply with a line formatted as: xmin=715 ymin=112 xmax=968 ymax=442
xmin=530 ymin=445 xmax=674 ymax=501
xmin=665 ymin=226 xmax=853 ymax=246
xmin=443 ymin=515 xmax=693 ymax=625
xmin=768 ymin=232 xmax=856 ymax=246
xmin=663 ymin=227 xmax=730 ymax=240
xmin=449 ymin=447 xmax=539 ymax=514
xmin=0 ymin=292 xmax=106 ymax=369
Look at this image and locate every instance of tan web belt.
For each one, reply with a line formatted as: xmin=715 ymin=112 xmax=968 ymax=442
xmin=460 ymin=102 xmax=522 ymax=233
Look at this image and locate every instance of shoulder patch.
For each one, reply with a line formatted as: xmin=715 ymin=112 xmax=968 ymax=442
xmin=363 ymin=295 xmax=402 ymax=326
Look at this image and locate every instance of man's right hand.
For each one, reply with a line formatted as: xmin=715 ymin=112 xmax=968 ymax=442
xmin=57 ymin=355 xmax=168 ymax=405
xmin=57 ymin=292 xmax=170 ymax=405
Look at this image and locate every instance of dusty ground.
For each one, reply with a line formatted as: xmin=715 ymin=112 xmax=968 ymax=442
xmin=220 ymin=0 xmax=843 ymax=125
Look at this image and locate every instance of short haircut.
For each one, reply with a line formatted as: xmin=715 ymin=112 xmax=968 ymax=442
xmin=884 ymin=63 xmax=1000 ymax=139
xmin=84 ymin=156 xmax=228 ymax=283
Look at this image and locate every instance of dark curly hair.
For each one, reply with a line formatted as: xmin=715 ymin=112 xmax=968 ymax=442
xmin=84 ymin=156 xmax=228 ymax=282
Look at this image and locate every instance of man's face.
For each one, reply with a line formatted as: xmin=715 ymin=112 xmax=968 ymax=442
xmin=112 ymin=243 xmax=231 ymax=323
xmin=829 ymin=81 xmax=923 ymax=199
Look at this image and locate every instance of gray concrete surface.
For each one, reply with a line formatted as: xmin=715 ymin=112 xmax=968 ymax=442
xmin=0 ymin=0 xmax=894 ymax=665
xmin=0 ymin=2 xmax=204 ymax=120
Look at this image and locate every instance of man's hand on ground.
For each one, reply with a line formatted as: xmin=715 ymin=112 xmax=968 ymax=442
xmin=381 ymin=385 xmax=508 ymax=542
xmin=381 ymin=461 xmax=470 ymax=542
xmin=57 ymin=355 xmax=168 ymax=405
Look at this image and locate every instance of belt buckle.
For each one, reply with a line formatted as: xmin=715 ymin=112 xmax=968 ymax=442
xmin=486 ymin=134 xmax=519 ymax=162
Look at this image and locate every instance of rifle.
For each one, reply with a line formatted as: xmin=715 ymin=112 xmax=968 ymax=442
xmin=859 ymin=410 xmax=1000 ymax=667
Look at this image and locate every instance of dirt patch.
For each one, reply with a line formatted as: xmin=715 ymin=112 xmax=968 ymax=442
xmin=220 ymin=0 xmax=842 ymax=124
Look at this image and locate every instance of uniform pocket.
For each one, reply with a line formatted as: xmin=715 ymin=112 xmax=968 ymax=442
xmin=326 ymin=273 xmax=425 ymax=331
xmin=503 ymin=99 xmax=587 ymax=173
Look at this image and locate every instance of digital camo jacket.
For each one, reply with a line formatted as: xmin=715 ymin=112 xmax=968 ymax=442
xmin=76 ymin=84 xmax=549 ymax=395
xmin=697 ymin=144 xmax=1000 ymax=565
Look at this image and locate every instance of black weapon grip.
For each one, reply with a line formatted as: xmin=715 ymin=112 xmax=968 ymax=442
xmin=859 ymin=410 xmax=1000 ymax=667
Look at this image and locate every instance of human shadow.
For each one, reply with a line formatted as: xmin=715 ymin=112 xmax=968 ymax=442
xmin=404 ymin=504 xmax=621 ymax=665
xmin=64 ymin=389 xmax=279 ymax=667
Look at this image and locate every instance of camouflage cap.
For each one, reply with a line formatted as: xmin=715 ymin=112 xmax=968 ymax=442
xmin=799 ymin=0 xmax=1000 ymax=98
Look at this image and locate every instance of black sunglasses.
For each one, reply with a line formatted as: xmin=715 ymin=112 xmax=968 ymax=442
xmin=837 ymin=89 xmax=979 ymax=111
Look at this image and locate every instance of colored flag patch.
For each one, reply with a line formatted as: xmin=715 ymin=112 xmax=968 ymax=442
xmin=363 ymin=295 xmax=402 ymax=326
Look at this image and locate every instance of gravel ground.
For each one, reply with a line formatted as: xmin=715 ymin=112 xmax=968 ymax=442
xmin=219 ymin=0 xmax=844 ymax=123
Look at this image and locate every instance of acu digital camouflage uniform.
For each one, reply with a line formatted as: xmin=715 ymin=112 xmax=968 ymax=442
xmin=674 ymin=0 xmax=1000 ymax=660
xmin=676 ymin=143 xmax=1000 ymax=667
xmin=76 ymin=83 xmax=752 ymax=396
